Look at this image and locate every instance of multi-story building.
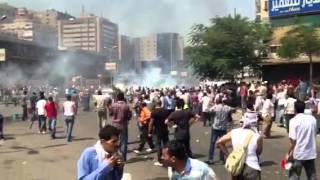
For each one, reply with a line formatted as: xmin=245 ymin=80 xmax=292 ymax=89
xmin=0 ymin=8 xmax=58 ymax=47
xmin=118 ymin=35 xmax=135 ymax=72
xmin=133 ymin=33 xmax=184 ymax=74
xmin=255 ymin=0 xmax=269 ymax=22
xmin=58 ymin=15 xmax=119 ymax=60
xmin=157 ymin=33 xmax=184 ymax=73
xmin=138 ymin=35 xmax=158 ymax=61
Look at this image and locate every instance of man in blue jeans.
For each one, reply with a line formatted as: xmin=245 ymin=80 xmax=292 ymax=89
xmin=63 ymin=95 xmax=76 ymax=142
xmin=207 ymin=98 xmax=234 ymax=165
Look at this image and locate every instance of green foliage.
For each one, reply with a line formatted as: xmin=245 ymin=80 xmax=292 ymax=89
xmin=278 ymin=24 xmax=320 ymax=58
xmin=278 ymin=23 xmax=320 ymax=83
xmin=186 ymin=15 xmax=271 ymax=80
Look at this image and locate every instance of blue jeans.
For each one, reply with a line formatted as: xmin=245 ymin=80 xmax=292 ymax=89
xmin=275 ymin=105 xmax=285 ymax=125
xmin=38 ymin=115 xmax=47 ymax=132
xmin=65 ymin=116 xmax=74 ymax=142
xmin=48 ymin=118 xmax=57 ymax=138
xmin=208 ymin=129 xmax=226 ymax=161
xmin=119 ymin=127 xmax=128 ymax=161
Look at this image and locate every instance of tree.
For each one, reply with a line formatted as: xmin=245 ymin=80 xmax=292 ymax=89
xmin=278 ymin=24 xmax=320 ymax=84
xmin=186 ymin=15 xmax=271 ymax=80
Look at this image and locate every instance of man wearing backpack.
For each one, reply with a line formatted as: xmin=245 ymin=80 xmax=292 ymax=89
xmin=217 ymin=116 xmax=263 ymax=179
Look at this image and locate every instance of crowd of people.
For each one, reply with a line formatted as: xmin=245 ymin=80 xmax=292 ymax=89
xmin=0 ymin=78 xmax=319 ymax=179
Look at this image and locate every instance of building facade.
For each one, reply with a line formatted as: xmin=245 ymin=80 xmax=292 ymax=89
xmin=118 ymin=35 xmax=135 ymax=72
xmin=256 ymin=0 xmax=320 ymax=82
xmin=0 ymin=8 xmax=58 ymax=48
xmin=157 ymin=33 xmax=184 ymax=73
xmin=58 ymin=16 xmax=118 ymax=60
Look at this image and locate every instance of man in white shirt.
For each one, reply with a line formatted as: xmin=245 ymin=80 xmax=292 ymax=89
xmin=201 ymin=92 xmax=212 ymax=127
xmin=286 ymin=100 xmax=317 ymax=180
xmin=261 ymin=93 xmax=274 ymax=137
xmin=276 ymin=87 xmax=286 ymax=127
xmin=63 ymin=95 xmax=76 ymax=142
xmin=36 ymin=92 xmax=47 ymax=134
xmin=93 ymin=90 xmax=108 ymax=129
xmin=284 ymin=92 xmax=297 ymax=133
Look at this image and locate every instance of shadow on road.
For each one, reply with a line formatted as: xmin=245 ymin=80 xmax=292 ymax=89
xmin=72 ymin=137 xmax=95 ymax=142
xmin=10 ymin=145 xmax=39 ymax=155
xmin=261 ymin=161 xmax=277 ymax=167
xmin=128 ymin=140 xmax=140 ymax=145
xmin=193 ymin=153 xmax=206 ymax=159
xmin=126 ymin=156 xmax=154 ymax=164
xmin=42 ymin=144 xmax=67 ymax=149
xmin=267 ymin=135 xmax=286 ymax=139
xmin=6 ymin=132 xmax=34 ymax=137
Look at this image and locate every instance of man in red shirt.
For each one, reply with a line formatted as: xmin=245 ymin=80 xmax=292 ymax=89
xmin=45 ymin=96 xmax=58 ymax=139
xmin=240 ymin=82 xmax=248 ymax=110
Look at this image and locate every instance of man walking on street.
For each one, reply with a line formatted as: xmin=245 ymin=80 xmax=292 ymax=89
xmin=36 ymin=92 xmax=47 ymax=134
xmin=29 ymin=92 xmax=37 ymax=122
xmin=201 ymin=92 xmax=212 ymax=127
xmin=21 ymin=91 xmax=28 ymax=121
xmin=286 ymin=100 xmax=317 ymax=180
xmin=166 ymin=99 xmax=200 ymax=157
xmin=63 ymin=95 xmax=77 ymax=142
xmin=94 ymin=90 xmax=108 ymax=129
xmin=110 ymin=92 xmax=132 ymax=161
xmin=44 ymin=96 xmax=58 ymax=139
xmin=148 ymin=100 xmax=171 ymax=166
xmin=134 ymin=102 xmax=155 ymax=154
xmin=206 ymin=98 xmax=234 ymax=164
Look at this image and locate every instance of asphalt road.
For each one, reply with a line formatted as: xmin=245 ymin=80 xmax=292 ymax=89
xmin=0 ymin=104 xmax=319 ymax=180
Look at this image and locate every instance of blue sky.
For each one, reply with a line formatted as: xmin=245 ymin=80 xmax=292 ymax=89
xmin=1 ymin=0 xmax=255 ymax=37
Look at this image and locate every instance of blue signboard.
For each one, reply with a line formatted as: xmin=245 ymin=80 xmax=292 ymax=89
xmin=269 ymin=0 xmax=320 ymax=17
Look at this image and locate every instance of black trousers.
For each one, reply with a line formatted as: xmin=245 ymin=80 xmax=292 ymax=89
xmin=289 ymin=159 xmax=317 ymax=180
xmin=138 ymin=124 xmax=154 ymax=151
xmin=177 ymin=137 xmax=192 ymax=157
xmin=155 ymin=132 xmax=168 ymax=162
xmin=22 ymin=105 xmax=28 ymax=121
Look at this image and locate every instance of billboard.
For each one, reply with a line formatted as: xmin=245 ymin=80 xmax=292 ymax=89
xmin=269 ymin=0 xmax=320 ymax=18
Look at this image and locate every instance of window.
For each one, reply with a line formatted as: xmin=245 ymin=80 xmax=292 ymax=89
xmin=264 ymin=0 xmax=268 ymax=11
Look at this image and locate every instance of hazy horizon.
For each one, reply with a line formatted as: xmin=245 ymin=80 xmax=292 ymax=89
xmin=0 ymin=0 xmax=255 ymax=38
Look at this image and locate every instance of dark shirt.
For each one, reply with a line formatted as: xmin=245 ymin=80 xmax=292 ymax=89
xmin=168 ymin=110 xmax=195 ymax=140
xmin=30 ymin=95 xmax=37 ymax=109
xmin=151 ymin=108 xmax=171 ymax=136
